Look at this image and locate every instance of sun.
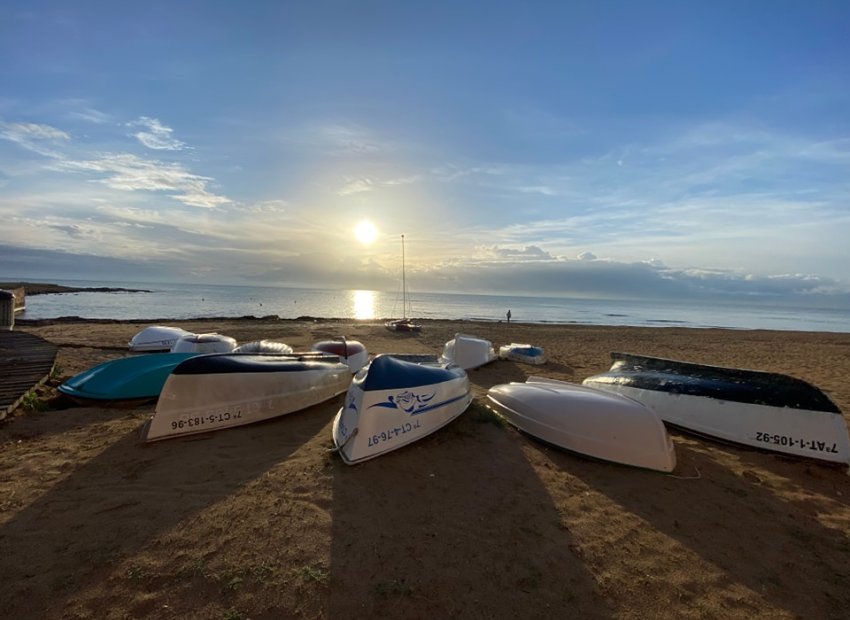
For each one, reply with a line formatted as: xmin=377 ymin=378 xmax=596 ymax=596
xmin=354 ymin=219 xmax=378 ymax=245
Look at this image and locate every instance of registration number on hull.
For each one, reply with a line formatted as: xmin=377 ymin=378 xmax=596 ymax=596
xmin=754 ymin=432 xmax=838 ymax=454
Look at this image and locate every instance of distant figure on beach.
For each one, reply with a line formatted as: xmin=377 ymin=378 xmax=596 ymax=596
xmin=506 ymin=309 xmax=512 ymax=323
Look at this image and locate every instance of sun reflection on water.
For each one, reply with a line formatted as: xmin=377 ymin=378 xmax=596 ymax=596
xmin=351 ymin=289 xmax=376 ymax=320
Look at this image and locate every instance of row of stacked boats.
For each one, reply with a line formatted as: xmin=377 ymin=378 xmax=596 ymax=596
xmin=58 ymin=326 xmax=850 ymax=472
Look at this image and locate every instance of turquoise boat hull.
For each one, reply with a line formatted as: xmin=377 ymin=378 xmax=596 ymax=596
xmin=58 ymin=352 xmax=198 ymax=404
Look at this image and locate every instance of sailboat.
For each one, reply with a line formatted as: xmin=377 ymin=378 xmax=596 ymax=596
xmin=385 ymin=234 xmax=422 ymax=332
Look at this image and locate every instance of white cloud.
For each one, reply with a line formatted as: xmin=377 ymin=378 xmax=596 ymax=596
xmin=336 ymin=173 xmax=422 ymax=196
xmin=518 ymin=185 xmax=556 ymax=196
xmin=478 ymin=245 xmax=554 ymax=261
xmin=337 ymin=177 xmax=374 ymax=196
xmin=128 ymin=116 xmax=186 ymax=151
xmin=59 ymin=153 xmax=230 ymax=208
xmin=288 ymin=123 xmax=391 ymax=157
xmin=69 ymin=108 xmax=112 ymax=124
xmin=578 ymin=251 xmax=596 ymax=260
xmin=0 ymin=121 xmax=70 ymax=158
xmin=249 ymin=200 xmax=289 ymax=213
xmin=384 ymin=174 xmax=421 ymax=186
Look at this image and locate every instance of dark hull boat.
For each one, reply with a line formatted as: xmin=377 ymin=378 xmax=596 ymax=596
xmin=582 ymin=352 xmax=850 ymax=465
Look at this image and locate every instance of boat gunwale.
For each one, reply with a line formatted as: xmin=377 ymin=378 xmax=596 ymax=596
xmin=589 ymin=352 xmax=842 ymax=413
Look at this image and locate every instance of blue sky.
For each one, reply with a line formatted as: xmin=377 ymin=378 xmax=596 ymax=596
xmin=1 ymin=1 xmax=848 ymax=305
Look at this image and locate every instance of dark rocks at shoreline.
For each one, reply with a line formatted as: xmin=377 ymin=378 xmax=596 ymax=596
xmin=0 ymin=282 xmax=152 ymax=296
xmin=14 ymin=314 xmax=285 ymax=326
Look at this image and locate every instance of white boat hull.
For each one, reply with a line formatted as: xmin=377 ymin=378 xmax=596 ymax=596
xmin=171 ymin=333 xmax=236 ymax=354
xmin=128 ymin=325 xmax=194 ymax=352
xmin=487 ymin=377 xmax=676 ymax=472
xmin=143 ymin=354 xmax=351 ymax=441
xmin=233 ymin=340 xmax=293 ymax=354
xmin=587 ymin=383 xmax=850 ymax=464
xmin=441 ymin=333 xmax=497 ymax=370
xmin=332 ymin=355 xmax=472 ymax=464
xmin=499 ymin=343 xmax=546 ymax=365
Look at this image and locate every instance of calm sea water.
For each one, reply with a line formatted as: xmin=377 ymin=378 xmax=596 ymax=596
xmin=11 ymin=278 xmax=850 ymax=333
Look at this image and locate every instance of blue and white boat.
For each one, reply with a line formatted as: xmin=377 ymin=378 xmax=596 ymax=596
xmin=58 ymin=352 xmax=198 ymax=404
xmin=498 ymin=343 xmax=546 ymax=365
xmin=332 ymin=354 xmax=472 ymax=464
xmin=583 ymin=352 xmax=850 ymax=466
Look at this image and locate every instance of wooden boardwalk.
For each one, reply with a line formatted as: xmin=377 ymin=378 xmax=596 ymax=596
xmin=0 ymin=330 xmax=58 ymax=419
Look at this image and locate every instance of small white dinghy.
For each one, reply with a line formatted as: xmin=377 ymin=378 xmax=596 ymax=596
xmin=128 ymin=325 xmax=195 ymax=352
xmin=487 ymin=377 xmax=676 ymax=472
xmin=499 ymin=343 xmax=546 ymax=365
xmin=170 ymin=333 xmax=237 ymax=354
xmin=312 ymin=338 xmax=369 ymax=373
xmin=583 ymin=352 xmax=850 ymax=465
xmin=142 ymin=352 xmax=351 ymax=441
xmin=440 ymin=333 xmax=497 ymax=370
xmin=332 ymin=354 xmax=473 ymax=464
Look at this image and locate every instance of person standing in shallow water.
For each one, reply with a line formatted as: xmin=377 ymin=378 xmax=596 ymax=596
xmin=506 ymin=309 xmax=512 ymax=323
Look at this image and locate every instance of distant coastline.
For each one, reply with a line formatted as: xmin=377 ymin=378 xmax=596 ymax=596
xmin=0 ymin=281 xmax=152 ymax=295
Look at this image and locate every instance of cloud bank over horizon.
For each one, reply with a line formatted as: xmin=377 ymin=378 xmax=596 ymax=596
xmin=3 ymin=242 xmax=847 ymax=310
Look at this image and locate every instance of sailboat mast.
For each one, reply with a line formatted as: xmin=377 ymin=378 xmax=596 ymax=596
xmin=401 ymin=234 xmax=407 ymax=318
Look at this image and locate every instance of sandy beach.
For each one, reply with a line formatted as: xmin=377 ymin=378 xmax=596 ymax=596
xmin=1 ymin=318 xmax=849 ymax=619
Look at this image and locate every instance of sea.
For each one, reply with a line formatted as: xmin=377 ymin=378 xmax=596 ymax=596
xmin=10 ymin=278 xmax=850 ymax=333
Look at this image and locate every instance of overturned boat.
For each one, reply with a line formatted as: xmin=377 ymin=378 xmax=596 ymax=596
xmin=312 ymin=338 xmax=368 ymax=373
xmin=441 ymin=333 xmax=497 ymax=370
xmin=58 ymin=352 xmax=198 ymax=405
xmin=142 ymin=352 xmax=351 ymax=441
xmin=233 ymin=340 xmax=293 ymax=354
xmin=487 ymin=377 xmax=676 ymax=472
xmin=171 ymin=333 xmax=237 ymax=354
xmin=332 ymin=354 xmax=473 ymax=464
xmin=499 ymin=343 xmax=546 ymax=365
xmin=128 ymin=325 xmax=195 ymax=352
xmin=582 ymin=352 xmax=850 ymax=465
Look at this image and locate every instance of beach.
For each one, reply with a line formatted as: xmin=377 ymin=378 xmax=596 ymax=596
xmin=1 ymin=318 xmax=849 ymax=619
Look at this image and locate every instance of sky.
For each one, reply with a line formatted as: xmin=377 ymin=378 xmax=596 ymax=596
xmin=1 ymin=1 xmax=849 ymax=306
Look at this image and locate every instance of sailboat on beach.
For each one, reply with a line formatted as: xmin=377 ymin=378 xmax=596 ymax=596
xmin=385 ymin=234 xmax=422 ymax=333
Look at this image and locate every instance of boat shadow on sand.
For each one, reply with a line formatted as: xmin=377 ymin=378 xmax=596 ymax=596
xmin=550 ymin=434 xmax=850 ymax=618
xmin=2 ymin=401 xmax=157 ymax=442
xmin=0 ymin=401 xmax=341 ymax=618
xmin=327 ymin=400 xmax=615 ymax=618
xmin=471 ymin=357 xmax=577 ymax=381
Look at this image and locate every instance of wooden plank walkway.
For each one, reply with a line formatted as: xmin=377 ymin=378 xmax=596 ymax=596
xmin=0 ymin=330 xmax=58 ymax=419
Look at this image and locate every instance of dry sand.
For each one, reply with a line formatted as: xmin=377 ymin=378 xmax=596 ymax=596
xmin=1 ymin=318 xmax=849 ymax=619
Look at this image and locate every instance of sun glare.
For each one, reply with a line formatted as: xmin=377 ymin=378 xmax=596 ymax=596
xmin=351 ymin=289 xmax=376 ymax=320
xmin=354 ymin=219 xmax=378 ymax=245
